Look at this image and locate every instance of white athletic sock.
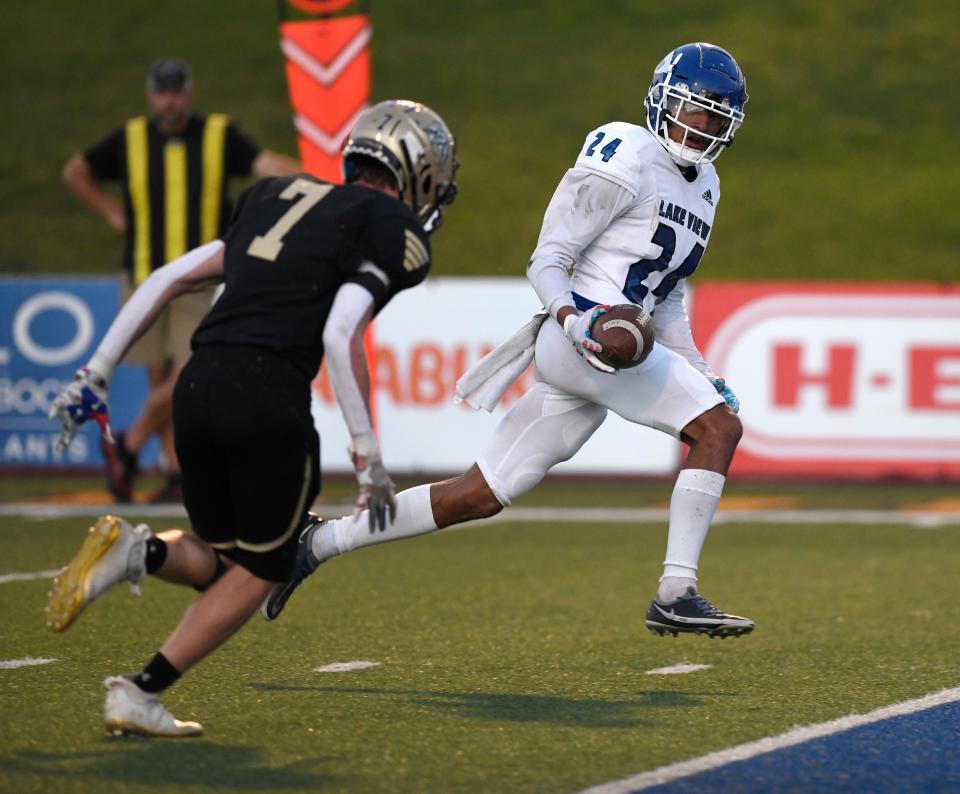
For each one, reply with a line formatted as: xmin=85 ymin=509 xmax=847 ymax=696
xmin=311 ymin=484 xmax=437 ymax=561
xmin=657 ymin=469 xmax=725 ymax=602
xmin=313 ymin=522 xmax=340 ymax=562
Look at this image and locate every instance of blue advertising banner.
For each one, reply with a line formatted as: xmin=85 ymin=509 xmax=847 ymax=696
xmin=0 ymin=277 xmax=156 ymax=468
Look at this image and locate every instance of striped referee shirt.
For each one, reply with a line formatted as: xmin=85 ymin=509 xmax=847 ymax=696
xmin=83 ymin=113 xmax=260 ymax=284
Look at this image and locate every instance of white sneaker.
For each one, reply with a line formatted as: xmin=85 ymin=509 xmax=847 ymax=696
xmin=103 ymin=676 xmax=203 ymax=737
xmin=46 ymin=515 xmax=150 ymax=633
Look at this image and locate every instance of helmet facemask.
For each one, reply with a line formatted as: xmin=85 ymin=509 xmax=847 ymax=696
xmin=651 ymin=85 xmax=744 ymax=166
xmin=644 ymin=43 xmax=748 ymax=168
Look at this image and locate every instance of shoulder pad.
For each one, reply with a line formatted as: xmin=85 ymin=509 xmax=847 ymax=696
xmin=574 ymin=122 xmax=653 ymax=193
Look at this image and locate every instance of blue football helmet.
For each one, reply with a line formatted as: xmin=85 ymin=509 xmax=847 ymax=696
xmin=644 ymin=43 xmax=748 ymax=167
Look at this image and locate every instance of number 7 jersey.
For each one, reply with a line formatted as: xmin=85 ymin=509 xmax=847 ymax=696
xmin=531 ymin=121 xmax=720 ymax=315
xmin=192 ymin=175 xmax=431 ymax=378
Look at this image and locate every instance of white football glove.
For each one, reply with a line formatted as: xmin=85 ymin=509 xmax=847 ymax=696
xmin=350 ymin=434 xmax=397 ymax=532
xmin=47 ymin=367 xmax=114 ymax=453
xmin=562 ymin=306 xmax=616 ymax=374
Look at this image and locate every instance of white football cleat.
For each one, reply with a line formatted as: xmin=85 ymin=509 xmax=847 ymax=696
xmin=103 ymin=676 xmax=203 ymax=737
xmin=46 ymin=515 xmax=149 ymax=633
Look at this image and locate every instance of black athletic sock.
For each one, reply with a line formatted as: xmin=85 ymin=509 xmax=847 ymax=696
xmin=133 ymin=652 xmax=181 ymax=694
xmin=145 ymin=536 xmax=168 ymax=574
xmin=115 ymin=431 xmax=139 ymax=472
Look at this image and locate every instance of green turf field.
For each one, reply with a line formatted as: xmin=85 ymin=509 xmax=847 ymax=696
xmin=2 ymin=503 xmax=959 ymax=793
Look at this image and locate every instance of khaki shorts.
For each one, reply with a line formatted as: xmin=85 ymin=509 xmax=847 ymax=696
xmin=122 ymin=276 xmax=216 ymax=365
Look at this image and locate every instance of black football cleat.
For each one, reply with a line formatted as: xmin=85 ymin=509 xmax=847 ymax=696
xmin=260 ymin=514 xmax=326 ymax=622
xmin=645 ymin=587 xmax=754 ymax=639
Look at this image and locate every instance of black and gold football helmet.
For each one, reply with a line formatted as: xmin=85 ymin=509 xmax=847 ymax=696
xmin=342 ymin=99 xmax=458 ymax=233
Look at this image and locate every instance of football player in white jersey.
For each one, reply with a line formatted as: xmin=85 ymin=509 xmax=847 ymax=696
xmin=264 ymin=43 xmax=754 ymax=638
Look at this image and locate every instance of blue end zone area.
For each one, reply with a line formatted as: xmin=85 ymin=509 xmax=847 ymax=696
xmin=646 ymin=701 xmax=960 ymax=793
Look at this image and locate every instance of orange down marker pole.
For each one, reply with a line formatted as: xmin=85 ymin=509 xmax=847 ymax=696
xmin=280 ymin=1 xmax=380 ymax=435
xmin=278 ymin=0 xmax=371 ymax=182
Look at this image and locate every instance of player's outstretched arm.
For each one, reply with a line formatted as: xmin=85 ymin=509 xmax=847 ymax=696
xmin=48 ymin=241 xmax=225 ymax=453
xmin=323 ymin=282 xmax=397 ymax=531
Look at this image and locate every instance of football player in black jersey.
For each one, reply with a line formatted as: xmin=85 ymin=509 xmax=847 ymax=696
xmin=46 ymin=100 xmax=458 ymax=737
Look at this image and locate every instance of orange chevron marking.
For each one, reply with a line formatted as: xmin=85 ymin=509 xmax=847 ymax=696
xmin=279 ymin=14 xmax=371 ymax=179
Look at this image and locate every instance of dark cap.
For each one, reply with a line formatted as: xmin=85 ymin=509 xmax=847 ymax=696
xmin=146 ymin=58 xmax=192 ymax=92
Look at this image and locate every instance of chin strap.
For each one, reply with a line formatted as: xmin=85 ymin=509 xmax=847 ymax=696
xmin=421 ymin=205 xmax=443 ymax=235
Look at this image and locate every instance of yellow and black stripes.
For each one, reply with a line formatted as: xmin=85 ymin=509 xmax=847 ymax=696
xmin=201 ymin=113 xmax=228 ymax=244
xmin=123 ymin=114 xmax=230 ymax=284
xmin=163 ymin=138 xmax=187 ymax=263
xmin=124 ymin=117 xmax=151 ymax=285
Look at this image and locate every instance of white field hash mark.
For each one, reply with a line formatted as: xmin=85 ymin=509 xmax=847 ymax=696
xmin=1 ymin=657 xmax=57 ymax=669
xmin=645 ymin=663 xmax=711 ymax=675
xmin=3 ymin=503 xmax=960 ymax=529
xmin=575 ymin=685 xmax=960 ymax=793
xmin=314 ymin=661 xmax=381 ymax=673
xmin=0 ymin=569 xmax=60 ymax=584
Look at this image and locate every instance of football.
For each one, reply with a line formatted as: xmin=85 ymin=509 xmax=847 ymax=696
xmin=590 ymin=304 xmax=655 ymax=369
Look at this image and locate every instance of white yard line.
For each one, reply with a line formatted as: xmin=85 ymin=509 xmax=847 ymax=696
xmin=314 ymin=661 xmax=381 ymax=673
xmin=487 ymin=507 xmax=960 ymax=529
xmin=1 ymin=503 xmax=958 ymax=527
xmin=0 ymin=568 xmax=60 ymax=584
xmin=575 ymin=686 xmax=960 ymax=793
xmin=0 ymin=657 xmax=57 ymax=669
xmin=0 ymin=504 xmax=193 ymax=520
xmin=645 ymin=663 xmax=711 ymax=675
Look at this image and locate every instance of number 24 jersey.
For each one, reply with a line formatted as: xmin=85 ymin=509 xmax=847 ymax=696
xmin=532 ymin=122 xmax=720 ymax=315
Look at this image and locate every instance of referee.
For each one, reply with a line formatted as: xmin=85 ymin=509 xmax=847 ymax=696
xmin=63 ymin=57 xmax=300 ymax=503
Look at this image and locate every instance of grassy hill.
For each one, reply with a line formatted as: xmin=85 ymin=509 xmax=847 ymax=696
xmin=4 ymin=0 xmax=957 ymax=281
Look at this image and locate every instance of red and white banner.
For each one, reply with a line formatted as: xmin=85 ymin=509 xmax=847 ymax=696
xmin=5 ymin=276 xmax=956 ymax=479
xmin=310 ymin=279 xmax=960 ymax=479
xmin=693 ymin=283 xmax=960 ymax=479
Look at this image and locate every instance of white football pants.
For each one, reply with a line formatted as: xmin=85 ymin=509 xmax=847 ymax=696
xmin=477 ymin=318 xmax=722 ymax=506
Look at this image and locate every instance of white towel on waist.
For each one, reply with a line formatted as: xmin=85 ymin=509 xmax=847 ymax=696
xmin=454 ymin=312 xmax=549 ymax=412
